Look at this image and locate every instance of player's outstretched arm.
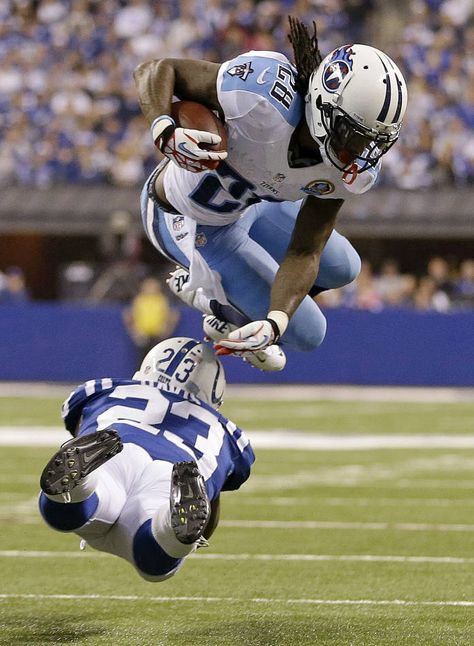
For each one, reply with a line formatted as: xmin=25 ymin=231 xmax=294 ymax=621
xmin=133 ymin=59 xmax=226 ymax=171
xmin=134 ymin=58 xmax=222 ymax=122
xmin=215 ymin=196 xmax=343 ymax=354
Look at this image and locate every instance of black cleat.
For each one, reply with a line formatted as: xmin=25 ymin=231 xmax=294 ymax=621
xmin=170 ymin=461 xmax=210 ymax=544
xmin=40 ymin=429 xmax=123 ymax=496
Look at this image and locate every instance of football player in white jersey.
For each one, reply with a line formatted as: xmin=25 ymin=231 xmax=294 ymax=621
xmin=134 ymin=17 xmax=408 ymax=372
xmin=39 ymin=337 xmax=255 ymax=582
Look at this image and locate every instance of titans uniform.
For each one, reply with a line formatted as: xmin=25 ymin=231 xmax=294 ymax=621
xmin=141 ymin=52 xmax=369 ymax=351
xmin=39 ymin=379 xmax=254 ymax=580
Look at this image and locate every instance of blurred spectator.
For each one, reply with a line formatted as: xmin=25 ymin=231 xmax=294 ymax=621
xmin=413 ymin=275 xmax=450 ymax=312
xmin=0 ymin=266 xmax=31 ymax=304
xmin=426 ymin=256 xmax=455 ymax=299
xmin=375 ymin=259 xmax=416 ymax=307
xmin=340 ymin=260 xmax=383 ymax=312
xmin=123 ymin=275 xmax=180 ymax=363
xmin=452 ymin=259 xmax=474 ymax=309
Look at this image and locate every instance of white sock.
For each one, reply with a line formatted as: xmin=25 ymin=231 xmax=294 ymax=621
xmin=151 ymin=502 xmax=198 ymax=558
xmin=44 ymin=471 xmax=99 ymax=504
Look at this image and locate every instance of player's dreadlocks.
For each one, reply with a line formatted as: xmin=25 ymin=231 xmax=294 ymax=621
xmin=287 ymin=15 xmax=323 ymax=95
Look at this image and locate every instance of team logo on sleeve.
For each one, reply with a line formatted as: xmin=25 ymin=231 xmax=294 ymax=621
xmin=322 ymin=46 xmax=354 ymax=93
xmin=302 ymin=180 xmax=335 ymax=196
xmin=227 ymin=61 xmax=254 ymax=81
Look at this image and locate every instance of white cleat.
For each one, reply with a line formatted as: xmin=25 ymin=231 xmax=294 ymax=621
xmin=243 ymin=343 xmax=286 ymax=372
xmin=203 ymin=316 xmax=287 ymax=372
xmin=203 ymin=315 xmax=237 ymax=342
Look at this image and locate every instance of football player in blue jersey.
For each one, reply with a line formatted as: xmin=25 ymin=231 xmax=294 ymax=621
xmin=39 ymin=337 xmax=254 ymax=582
xmin=134 ymin=17 xmax=408 ymax=372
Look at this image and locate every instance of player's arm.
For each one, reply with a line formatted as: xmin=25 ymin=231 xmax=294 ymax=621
xmin=215 ymin=196 xmax=343 ymax=354
xmin=133 ymin=59 xmax=226 ymax=171
xmin=270 ymin=196 xmax=342 ymax=316
xmin=133 ymin=58 xmax=221 ymax=123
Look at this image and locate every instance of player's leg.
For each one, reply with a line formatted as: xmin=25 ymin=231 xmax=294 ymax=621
xmin=39 ymin=430 xmax=125 ymax=533
xmin=248 ymin=200 xmax=361 ymax=293
xmin=197 ymin=220 xmax=327 ymax=351
xmin=102 ymin=458 xmax=211 ymax=582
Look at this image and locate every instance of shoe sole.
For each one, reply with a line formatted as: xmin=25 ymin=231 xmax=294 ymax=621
xmin=40 ymin=429 xmax=123 ymax=496
xmin=170 ymin=461 xmax=210 ymax=544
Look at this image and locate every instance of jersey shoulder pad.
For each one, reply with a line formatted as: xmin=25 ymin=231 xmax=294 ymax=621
xmin=217 ymin=50 xmax=302 ymax=128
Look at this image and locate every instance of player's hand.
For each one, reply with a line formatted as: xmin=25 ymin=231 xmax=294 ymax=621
xmin=151 ymin=115 xmax=227 ymax=173
xmin=166 ymin=267 xmax=213 ymax=315
xmin=215 ymin=320 xmax=277 ymax=355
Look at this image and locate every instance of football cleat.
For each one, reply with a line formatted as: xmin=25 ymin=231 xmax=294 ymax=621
xmin=170 ymin=461 xmax=210 ymax=545
xmin=203 ymin=315 xmax=287 ymax=372
xmin=40 ymin=429 xmax=123 ymax=497
xmin=203 ymin=314 xmax=236 ymax=342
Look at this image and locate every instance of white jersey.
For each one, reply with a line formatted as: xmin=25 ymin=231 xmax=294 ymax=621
xmin=163 ymin=51 xmax=379 ymax=226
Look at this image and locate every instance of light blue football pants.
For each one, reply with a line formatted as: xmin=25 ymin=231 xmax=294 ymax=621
xmin=142 ymin=191 xmax=361 ymax=352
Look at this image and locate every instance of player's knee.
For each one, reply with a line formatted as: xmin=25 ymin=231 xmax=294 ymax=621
xmin=338 ymin=245 xmax=361 ymax=286
xmin=132 ymin=520 xmax=183 ymax=581
xmin=285 ymin=306 xmax=327 ymax=352
xmin=323 ymin=243 xmax=361 ymax=289
xmin=135 ymin=564 xmax=182 ymax=583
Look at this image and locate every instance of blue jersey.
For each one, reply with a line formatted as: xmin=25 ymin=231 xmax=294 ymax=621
xmin=62 ymin=379 xmax=255 ymax=500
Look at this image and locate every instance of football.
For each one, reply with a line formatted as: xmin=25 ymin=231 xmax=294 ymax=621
xmin=170 ymin=100 xmax=227 ymax=170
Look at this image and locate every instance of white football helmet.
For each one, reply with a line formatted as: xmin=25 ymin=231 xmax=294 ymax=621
xmin=133 ymin=337 xmax=225 ymax=408
xmin=305 ymin=44 xmax=408 ymax=172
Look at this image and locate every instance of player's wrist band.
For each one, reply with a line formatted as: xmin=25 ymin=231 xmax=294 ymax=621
xmin=151 ymin=115 xmax=176 ymax=151
xmin=266 ymin=310 xmax=289 ymax=343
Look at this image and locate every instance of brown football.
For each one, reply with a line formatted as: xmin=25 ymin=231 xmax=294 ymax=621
xmin=171 ymin=100 xmax=227 ymax=170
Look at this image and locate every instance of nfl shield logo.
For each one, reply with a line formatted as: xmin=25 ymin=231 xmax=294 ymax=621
xmin=172 ymin=216 xmax=185 ymax=231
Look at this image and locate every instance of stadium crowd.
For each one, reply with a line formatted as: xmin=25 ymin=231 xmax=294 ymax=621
xmin=0 ymin=0 xmax=472 ymax=189
xmin=2 ymin=255 xmax=472 ymax=312
xmin=316 ymin=256 xmax=474 ymax=312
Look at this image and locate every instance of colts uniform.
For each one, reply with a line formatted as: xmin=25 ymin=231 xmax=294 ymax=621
xmin=141 ymin=52 xmax=375 ymax=350
xmin=39 ymin=379 xmax=254 ymax=580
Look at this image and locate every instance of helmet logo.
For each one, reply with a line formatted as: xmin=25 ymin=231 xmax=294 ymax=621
xmin=322 ymin=46 xmax=354 ymax=93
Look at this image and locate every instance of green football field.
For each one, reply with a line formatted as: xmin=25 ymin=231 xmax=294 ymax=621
xmin=0 ymin=389 xmax=473 ymax=645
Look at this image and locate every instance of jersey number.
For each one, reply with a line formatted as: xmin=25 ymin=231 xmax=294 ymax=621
xmin=96 ymin=385 xmax=225 ymax=479
xmin=269 ymin=65 xmax=296 ymax=110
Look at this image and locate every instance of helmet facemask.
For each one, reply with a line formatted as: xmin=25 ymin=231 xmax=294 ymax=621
xmin=319 ymin=101 xmax=400 ymax=172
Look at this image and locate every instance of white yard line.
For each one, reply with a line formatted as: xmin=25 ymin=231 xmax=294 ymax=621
xmin=1 ymin=427 xmax=474 ymax=449
xmin=0 ymin=551 xmax=473 ymax=565
xmin=0 ymin=383 xmax=472 ymax=402
xmin=220 ymin=520 xmax=474 ymax=532
xmin=0 ymin=593 xmax=472 ymax=607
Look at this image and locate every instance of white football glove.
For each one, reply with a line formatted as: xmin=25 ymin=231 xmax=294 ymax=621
xmin=166 ymin=267 xmax=213 ymax=315
xmin=151 ymin=115 xmax=227 ymax=173
xmin=215 ymin=311 xmax=289 ymax=355
xmin=215 ymin=320 xmax=277 ymax=355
